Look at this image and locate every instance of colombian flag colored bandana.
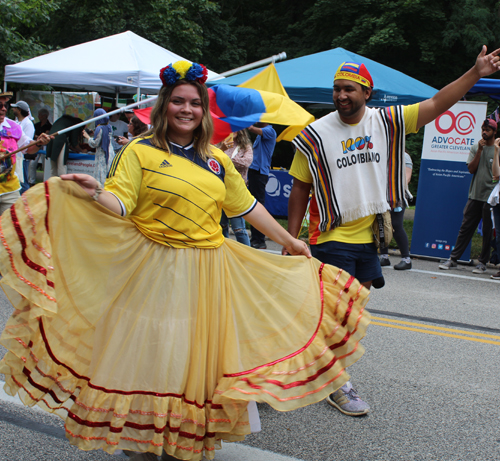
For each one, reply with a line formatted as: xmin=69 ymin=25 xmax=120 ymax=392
xmin=334 ymin=62 xmax=373 ymax=88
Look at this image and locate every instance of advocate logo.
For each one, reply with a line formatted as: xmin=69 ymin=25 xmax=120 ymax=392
xmin=435 ymin=110 xmax=476 ymax=136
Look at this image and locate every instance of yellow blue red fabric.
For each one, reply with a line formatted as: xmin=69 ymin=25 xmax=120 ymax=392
xmin=209 ymin=85 xmax=314 ymax=144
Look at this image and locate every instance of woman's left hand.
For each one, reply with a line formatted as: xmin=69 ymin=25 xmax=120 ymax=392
xmin=284 ymin=238 xmax=311 ymax=258
xmin=60 ymin=174 xmax=99 ymax=197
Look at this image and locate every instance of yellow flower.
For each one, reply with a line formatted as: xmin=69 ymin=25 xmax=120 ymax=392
xmin=172 ymin=61 xmax=192 ymax=79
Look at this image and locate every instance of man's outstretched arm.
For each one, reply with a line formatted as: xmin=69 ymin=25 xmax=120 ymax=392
xmin=416 ymin=46 xmax=500 ymax=130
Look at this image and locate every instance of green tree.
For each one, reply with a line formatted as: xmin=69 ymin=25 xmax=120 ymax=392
xmin=42 ymin=0 xmax=221 ymax=62
xmin=297 ymin=0 xmax=500 ymax=89
xmin=0 ymin=0 xmax=58 ymax=77
xmin=200 ymin=0 xmax=316 ymax=71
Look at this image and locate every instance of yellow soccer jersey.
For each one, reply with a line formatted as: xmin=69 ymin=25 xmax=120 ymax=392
xmin=290 ymin=104 xmax=419 ymax=244
xmin=105 ymin=136 xmax=257 ymax=248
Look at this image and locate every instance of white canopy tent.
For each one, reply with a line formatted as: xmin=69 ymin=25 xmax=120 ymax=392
xmin=3 ymin=31 xmax=220 ymax=97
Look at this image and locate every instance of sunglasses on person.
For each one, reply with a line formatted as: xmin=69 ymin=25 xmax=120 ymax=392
xmin=0 ymin=102 xmax=9 ymax=109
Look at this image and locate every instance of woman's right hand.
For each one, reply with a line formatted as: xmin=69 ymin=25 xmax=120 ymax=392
xmin=117 ymin=136 xmax=129 ymax=146
xmin=60 ymin=174 xmax=99 ymax=197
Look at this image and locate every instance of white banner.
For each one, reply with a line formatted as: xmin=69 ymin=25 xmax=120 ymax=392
xmin=422 ymin=101 xmax=487 ymax=162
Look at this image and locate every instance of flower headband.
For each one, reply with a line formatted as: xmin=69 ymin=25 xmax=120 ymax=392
xmin=159 ymin=61 xmax=208 ymax=86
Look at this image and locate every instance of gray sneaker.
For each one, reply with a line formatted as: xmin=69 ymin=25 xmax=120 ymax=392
xmin=472 ymin=263 xmax=487 ymax=274
xmin=326 ymin=386 xmax=370 ymax=416
xmin=439 ymin=259 xmax=457 ymax=270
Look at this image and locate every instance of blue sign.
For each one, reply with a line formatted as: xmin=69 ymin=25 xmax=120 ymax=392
xmin=411 ymin=159 xmax=472 ymax=262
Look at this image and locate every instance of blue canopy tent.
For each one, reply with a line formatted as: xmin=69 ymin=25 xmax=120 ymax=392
xmin=209 ymin=47 xmax=437 ymax=107
xmin=467 ymin=78 xmax=500 ymax=100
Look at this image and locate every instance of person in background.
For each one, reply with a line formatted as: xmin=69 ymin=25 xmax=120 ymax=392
xmin=124 ymin=108 xmax=135 ymax=125
xmin=247 ymin=123 xmax=277 ymax=249
xmin=11 ymin=100 xmax=35 ymax=139
xmin=11 ymin=100 xmax=34 ymax=193
xmin=218 ymin=129 xmax=254 ymax=245
xmin=28 ymin=108 xmax=53 ymax=187
xmin=34 ymin=108 xmax=52 ymax=138
xmin=439 ymin=119 xmax=496 ymax=273
xmin=46 ymin=114 xmax=84 ymax=177
xmin=0 ymin=92 xmax=51 ymax=213
xmin=108 ymin=108 xmax=129 ymax=151
xmin=116 ymin=116 xmax=148 ymax=146
xmin=379 ymin=150 xmax=413 ymax=270
xmin=82 ymin=108 xmax=115 ymax=184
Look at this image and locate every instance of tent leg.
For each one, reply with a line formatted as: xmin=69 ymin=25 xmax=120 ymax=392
xmin=137 ymin=87 xmax=141 ymax=107
xmin=115 ymin=90 xmax=119 ymax=107
xmin=3 ymin=82 xmax=6 ymax=92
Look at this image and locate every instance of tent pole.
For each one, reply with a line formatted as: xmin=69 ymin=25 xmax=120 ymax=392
xmin=3 ymin=82 xmax=6 ymax=92
xmin=115 ymin=90 xmax=119 ymax=107
xmin=137 ymin=87 xmax=141 ymax=107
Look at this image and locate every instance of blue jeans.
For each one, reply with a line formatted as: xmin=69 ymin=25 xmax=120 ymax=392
xmin=221 ymin=212 xmax=250 ymax=246
xmin=311 ymin=240 xmax=382 ymax=284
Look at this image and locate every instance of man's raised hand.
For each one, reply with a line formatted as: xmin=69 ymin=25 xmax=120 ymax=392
xmin=475 ymin=45 xmax=500 ymax=78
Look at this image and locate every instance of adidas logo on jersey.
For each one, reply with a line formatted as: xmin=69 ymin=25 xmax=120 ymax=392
xmin=159 ymin=159 xmax=172 ymax=168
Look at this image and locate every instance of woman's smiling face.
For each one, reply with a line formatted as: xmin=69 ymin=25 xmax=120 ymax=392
xmin=166 ymin=83 xmax=203 ymax=145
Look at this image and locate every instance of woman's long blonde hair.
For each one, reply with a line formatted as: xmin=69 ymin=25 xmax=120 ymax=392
xmin=143 ymin=80 xmax=214 ymax=161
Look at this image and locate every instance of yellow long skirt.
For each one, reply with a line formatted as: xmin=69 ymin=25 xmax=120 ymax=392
xmin=0 ymin=178 xmax=370 ymax=460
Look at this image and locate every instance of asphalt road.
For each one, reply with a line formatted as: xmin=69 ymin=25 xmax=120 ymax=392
xmin=1 ymin=249 xmax=500 ymax=461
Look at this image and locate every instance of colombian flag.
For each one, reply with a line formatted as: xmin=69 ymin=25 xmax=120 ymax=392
xmin=211 ymin=64 xmax=314 ymax=143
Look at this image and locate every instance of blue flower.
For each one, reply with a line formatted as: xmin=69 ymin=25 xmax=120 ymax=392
xmin=161 ymin=65 xmax=179 ymax=86
xmin=186 ymin=63 xmax=204 ymax=81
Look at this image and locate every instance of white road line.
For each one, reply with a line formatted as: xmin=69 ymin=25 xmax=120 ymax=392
xmin=0 ymin=380 xmax=303 ymax=461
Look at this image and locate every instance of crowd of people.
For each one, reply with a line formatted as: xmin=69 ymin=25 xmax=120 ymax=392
xmin=0 ymin=46 xmax=500 ymax=461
